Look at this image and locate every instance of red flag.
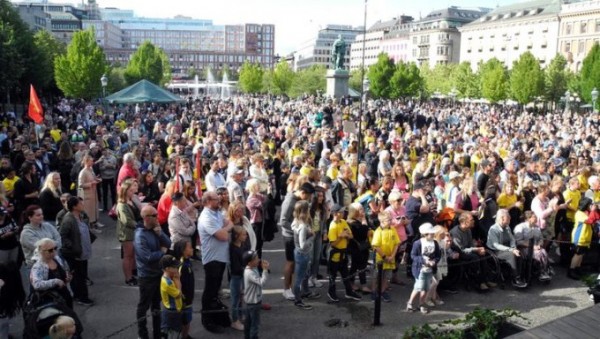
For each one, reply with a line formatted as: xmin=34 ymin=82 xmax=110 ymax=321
xmin=174 ymin=157 xmax=180 ymax=192
xmin=195 ymin=151 xmax=203 ymax=198
xmin=28 ymin=85 xmax=44 ymax=124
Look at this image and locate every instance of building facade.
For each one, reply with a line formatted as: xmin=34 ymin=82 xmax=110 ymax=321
xmin=409 ymin=6 xmax=490 ymax=67
xmin=459 ymin=0 xmax=561 ymax=70
xmin=559 ymin=0 xmax=600 ymax=72
xmin=349 ymin=16 xmax=413 ymax=70
xmin=380 ymin=28 xmax=412 ymax=64
xmin=14 ymin=1 xmax=87 ymax=44
xmin=292 ymin=25 xmax=363 ymax=71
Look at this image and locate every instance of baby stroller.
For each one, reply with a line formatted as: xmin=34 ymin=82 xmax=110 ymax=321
xmin=22 ymin=290 xmax=83 ymax=339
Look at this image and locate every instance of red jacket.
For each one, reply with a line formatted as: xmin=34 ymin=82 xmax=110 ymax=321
xmin=117 ymin=163 xmax=139 ymax=189
xmin=157 ymin=194 xmax=172 ymax=226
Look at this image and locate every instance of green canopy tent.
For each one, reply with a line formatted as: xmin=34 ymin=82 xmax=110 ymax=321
xmin=105 ymin=79 xmax=184 ymax=104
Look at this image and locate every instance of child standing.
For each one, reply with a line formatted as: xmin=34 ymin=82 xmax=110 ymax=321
xmin=243 ymin=251 xmax=269 ymax=339
xmin=327 ymin=204 xmax=362 ymax=302
xmin=292 ymin=200 xmax=321 ymax=310
xmin=159 ymin=255 xmax=183 ymax=338
xmin=230 ymin=226 xmax=249 ymax=331
xmin=173 ymin=240 xmax=195 ymax=339
xmin=371 ymin=210 xmax=400 ymax=302
xmin=407 ymin=223 xmax=440 ymax=314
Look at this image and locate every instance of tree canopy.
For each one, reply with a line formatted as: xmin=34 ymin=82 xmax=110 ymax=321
xmin=238 ymin=61 xmax=264 ymax=93
xmin=510 ymin=51 xmax=544 ymax=104
xmin=124 ymin=41 xmax=170 ymax=86
xmin=367 ymin=53 xmax=395 ymax=99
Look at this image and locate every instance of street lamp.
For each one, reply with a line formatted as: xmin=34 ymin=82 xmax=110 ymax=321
xmin=100 ymin=73 xmax=108 ymax=113
xmin=592 ymin=87 xmax=598 ymax=113
xmin=449 ymin=87 xmax=457 ymax=107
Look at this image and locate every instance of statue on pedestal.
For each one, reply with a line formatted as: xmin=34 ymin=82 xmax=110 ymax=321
xmin=331 ymin=35 xmax=346 ymax=70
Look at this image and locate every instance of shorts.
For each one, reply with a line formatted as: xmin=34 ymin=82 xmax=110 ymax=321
xmin=381 ymin=269 xmax=393 ymax=280
xmin=182 ymin=306 xmax=193 ymax=325
xmin=413 ymin=270 xmax=433 ymax=292
xmin=161 ymin=308 xmax=182 ymax=331
xmin=574 ymin=246 xmax=589 ymax=255
xmin=284 ymin=236 xmax=295 ymax=262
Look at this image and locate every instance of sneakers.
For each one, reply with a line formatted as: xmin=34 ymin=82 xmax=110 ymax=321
xmin=381 ymin=291 xmax=391 ymax=303
xmin=327 ymin=291 xmax=340 ymax=302
xmin=125 ymin=277 xmax=138 ymax=286
xmin=406 ymin=303 xmax=417 ymax=312
xmin=539 ymin=273 xmax=551 ymax=281
xmin=75 ymin=298 xmax=94 ymax=306
xmin=302 ymin=291 xmax=321 ymax=300
xmin=420 ymin=306 xmax=429 ymax=314
xmin=434 ymin=299 xmax=444 ymax=306
xmin=479 ymin=283 xmax=489 ymax=291
xmin=425 ymin=300 xmax=435 ymax=307
xmin=283 ymin=289 xmax=295 ymax=301
xmin=344 ymin=291 xmax=362 ymax=301
xmin=230 ymin=321 xmax=244 ymax=331
xmin=96 ymin=222 xmax=106 ymax=228
xmin=426 ymin=299 xmax=444 ymax=307
xmin=294 ymin=301 xmax=313 ymax=310
xmin=486 ymin=281 xmax=498 ymax=288
xmin=512 ymin=278 xmax=528 ymax=289
xmin=308 ymin=277 xmax=323 ymax=288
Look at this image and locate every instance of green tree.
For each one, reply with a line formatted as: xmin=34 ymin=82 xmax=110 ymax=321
xmin=288 ymin=65 xmax=326 ymax=98
xmin=367 ymin=53 xmax=395 ymax=99
xmin=33 ymin=30 xmax=65 ymax=93
xmin=478 ymin=58 xmax=508 ymax=103
xmin=124 ymin=41 xmax=166 ymax=85
xmin=107 ymin=66 xmax=127 ymax=93
xmin=451 ymin=62 xmax=480 ymax=98
xmin=160 ymin=50 xmax=172 ymax=86
xmin=262 ymin=69 xmax=274 ymax=94
xmin=54 ymin=28 xmax=107 ymax=100
xmin=238 ymin=61 xmax=264 ymax=93
xmin=272 ymin=60 xmax=295 ymax=95
xmin=579 ymin=43 xmax=600 ymax=105
xmin=509 ymin=51 xmax=544 ymax=104
xmin=390 ymin=61 xmax=424 ymax=99
xmin=421 ymin=62 xmax=455 ymax=96
xmin=349 ymin=67 xmax=365 ymax=92
xmin=544 ymin=54 xmax=569 ymax=106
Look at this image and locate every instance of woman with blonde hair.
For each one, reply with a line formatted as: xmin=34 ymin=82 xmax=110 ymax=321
xmin=48 ymin=315 xmax=77 ymax=339
xmin=78 ymin=155 xmax=101 ymax=229
xmin=227 ymin=201 xmax=256 ymax=251
xmin=116 ymin=178 xmax=141 ymax=286
xmin=246 ymin=178 xmax=266 ymax=257
xmin=40 ymin=172 xmax=64 ymax=224
xmin=292 ymin=200 xmax=319 ymax=309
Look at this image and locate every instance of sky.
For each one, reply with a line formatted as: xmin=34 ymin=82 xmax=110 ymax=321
xmin=66 ymin=0 xmax=518 ymax=54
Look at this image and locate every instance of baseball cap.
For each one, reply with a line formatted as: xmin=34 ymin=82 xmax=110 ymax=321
xmin=332 ymin=204 xmax=346 ymax=213
xmin=419 ymin=223 xmax=436 ymax=235
xmin=242 ymin=250 xmax=258 ymax=266
xmin=159 ymin=255 xmax=181 ymax=269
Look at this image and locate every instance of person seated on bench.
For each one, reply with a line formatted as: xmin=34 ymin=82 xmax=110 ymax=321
xmin=450 ymin=212 xmax=496 ymax=291
xmin=513 ymin=211 xmax=552 ymax=281
xmin=486 ymin=209 xmax=527 ymax=288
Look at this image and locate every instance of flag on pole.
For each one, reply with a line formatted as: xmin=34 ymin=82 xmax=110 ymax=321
xmin=28 ymin=85 xmax=44 ymax=124
xmin=174 ymin=157 xmax=181 ymax=192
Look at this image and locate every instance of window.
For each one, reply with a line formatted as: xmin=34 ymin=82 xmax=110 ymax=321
xmin=565 ymin=42 xmax=571 ymax=52
xmin=596 ymin=19 xmax=600 ymax=32
xmin=581 ymin=21 xmax=587 ymax=34
xmin=566 ymin=23 xmax=572 ymax=35
xmin=579 ymin=40 xmax=585 ymax=54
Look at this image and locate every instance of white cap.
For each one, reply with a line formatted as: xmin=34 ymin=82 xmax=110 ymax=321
xmin=449 ymin=171 xmax=461 ymax=180
xmin=419 ymin=223 xmax=436 ymax=235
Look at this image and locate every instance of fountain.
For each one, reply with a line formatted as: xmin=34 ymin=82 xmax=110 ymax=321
xmin=221 ymin=71 xmax=230 ymax=99
xmin=206 ymin=68 xmax=216 ymax=98
xmin=193 ymin=74 xmax=199 ymax=98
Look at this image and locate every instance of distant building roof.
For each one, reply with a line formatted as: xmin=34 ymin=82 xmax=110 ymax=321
xmin=417 ymin=6 xmax=491 ymax=24
xmin=368 ymin=15 xmax=413 ymax=33
xmin=47 ymin=12 xmax=78 ymax=21
xmin=465 ymin=0 xmax=562 ymax=27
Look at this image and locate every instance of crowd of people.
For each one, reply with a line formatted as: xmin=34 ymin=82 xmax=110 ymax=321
xmin=0 ymin=94 xmax=599 ymax=338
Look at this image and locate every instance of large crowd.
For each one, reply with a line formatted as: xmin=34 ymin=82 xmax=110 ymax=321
xmin=0 ymin=94 xmax=600 ymax=338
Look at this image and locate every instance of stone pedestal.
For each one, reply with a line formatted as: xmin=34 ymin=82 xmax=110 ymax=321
xmin=326 ymin=69 xmax=350 ymax=99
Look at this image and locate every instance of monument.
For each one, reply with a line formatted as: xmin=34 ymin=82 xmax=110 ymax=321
xmin=326 ymin=34 xmax=350 ymax=99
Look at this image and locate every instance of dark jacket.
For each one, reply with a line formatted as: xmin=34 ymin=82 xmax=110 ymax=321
xmin=134 ymin=225 xmax=171 ymax=278
xmin=59 ymin=212 xmax=82 ymax=259
xmin=331 ymin=178 xmax=356 ymax=207
xmin=411 ymin=238 xmax=441 ymax=278
xmin=39 ymin=188 xmax=64 ymax=222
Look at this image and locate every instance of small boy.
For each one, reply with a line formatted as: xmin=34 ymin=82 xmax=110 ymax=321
xmin=407 ymin=223 xmax=440 ymax=314
xmin=371 ymin=210 xmax=400 ymax=302
xmin=327 ymin=204 xmax=362 ymax=302
xmin=243 ymin=250 xmax=270 ymax=339
xmin=159 ymin=254 xmax=183 ymax=338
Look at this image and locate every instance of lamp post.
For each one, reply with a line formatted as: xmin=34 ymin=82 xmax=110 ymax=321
xmin=592 ymin=87 xmax=598 ymax=113
xmin=357 ymin=0 xmax=368 ymax=167
xmin=449 ymin=87 xmax=457 ymax=107
xmin=100 ymin=73 xmax=108 ymax=113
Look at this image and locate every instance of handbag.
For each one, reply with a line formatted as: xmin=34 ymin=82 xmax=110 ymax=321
xmin=108 ymin=204 xmax=118 ymax=220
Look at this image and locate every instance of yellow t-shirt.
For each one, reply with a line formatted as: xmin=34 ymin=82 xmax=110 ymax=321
xmin=371 ymin=226 xmax=400 ymax=270
xmin=300 ymin=165 xmax=313 ymax=177
xmin=160 ymin=275 xmax=182 ymax=311
xmin=497 ymin=193 xmax=518 ymax=209
xmin=2 ymin=176 xmax=19 ymax=193
xmin=578 ymin=175 xmax=590 ymax=193
xmin=50 ymin=129 xmax=62 ymax=143
xmin=563 ymin=189 xmax=581 ymax=221
xmin=326 ymin=166 xmax=339 ymax=181
xmin=328 ymin=219 xmax=351 ymax=263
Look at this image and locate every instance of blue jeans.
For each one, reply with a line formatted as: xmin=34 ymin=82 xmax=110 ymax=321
xmin=244 ymin=303 xmax=261 ymax=339
xmin=293 ymin=249 xmax=311 ymax=302
xmin=229 ymin=275 xmax=243 ymax=322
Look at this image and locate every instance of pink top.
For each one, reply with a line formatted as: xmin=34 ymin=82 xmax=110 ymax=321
xmin=454 ymin=192 xmax=480 ymax=211
xmin=385 ymin=206 xmax=407 ymax=242
xmin=531 ymin=196 xmax=552 ymax=230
